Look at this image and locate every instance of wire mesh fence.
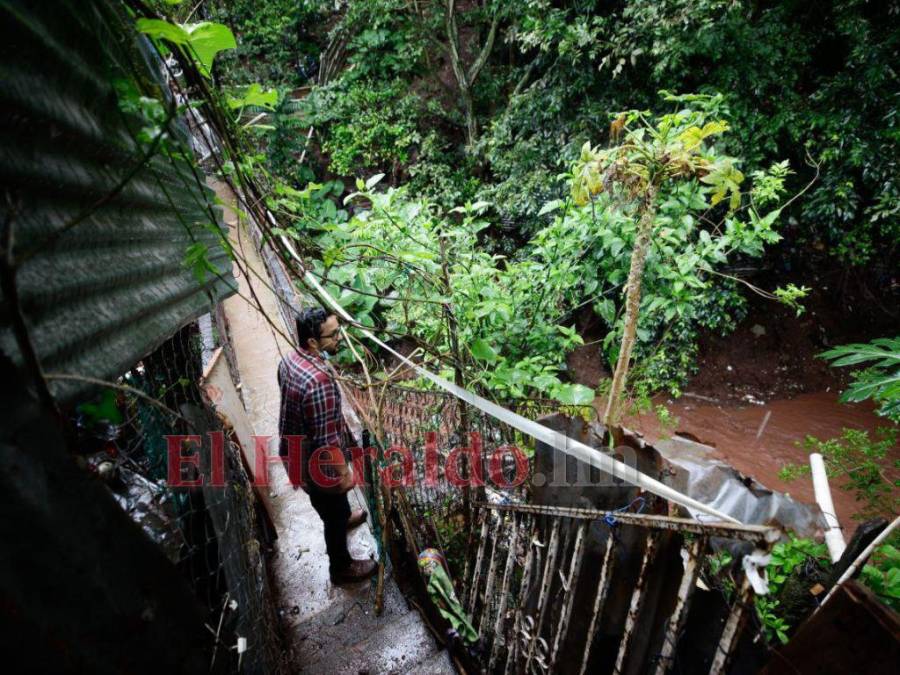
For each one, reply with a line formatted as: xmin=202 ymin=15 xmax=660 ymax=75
xmin=346 ymin=382 xmax=597 ymax=579
xmin=67 ymin=322 xmax=282 ymax=674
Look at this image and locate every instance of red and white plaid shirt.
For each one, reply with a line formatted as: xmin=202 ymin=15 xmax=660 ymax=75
xmin=278 ymin=348 xmax=344 ymax=452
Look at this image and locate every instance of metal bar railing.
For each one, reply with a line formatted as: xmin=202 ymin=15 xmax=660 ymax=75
xmin=344 ymin=381 xmax=778 ymax=674
xmin=548 ymin=521 xmax=587 ymax=671
xmin=523 ymin=517 xmax=561 ymax=672
xmin=504 ymin=516 xmax=537 ymax=675
xmin=471 ymin=501 xmax=777 ymax=675
xmin=654 ymin=537 xmax=705 ymax=674
xmin=613 ymin=530 xmax=660 ymax=673
xmin=489 ymin=512 xmax=522 ymax=672
xmin=578 ymin=533 xmax=617 ymax=675
xmin=478 ymin=501 xmax=779 ymax=544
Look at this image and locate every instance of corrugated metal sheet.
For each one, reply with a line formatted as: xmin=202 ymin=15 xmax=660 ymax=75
xmin=0 ymin=0 xmax=236 ymax=403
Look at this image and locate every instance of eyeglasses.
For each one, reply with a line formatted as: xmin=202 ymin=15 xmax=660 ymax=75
xmin=319 ymin=328 xmax=341 ymax=340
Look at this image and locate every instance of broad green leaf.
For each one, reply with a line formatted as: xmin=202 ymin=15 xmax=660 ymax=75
xmin=821 ymin=340 xmax=900 ymax=367
xmin=470 ymin=338 xmax=498 ymax=363
xmin=227 ymin=83 xmax=278 ymax=111
xmin=77 ymin=389 xmax=124 ymax=426
xmin=538 ymin=199 xmax=562 ymax=216
xmin=701 ymin=120 xmax=729 ymax=137
xmin=183 ymin=22 xmax=236 ymax=76
xmin=842 ymin=373 xmax=900 ymax=402
xmin=532 ymin=373 xmax=562 ymax=392
xmin=554 ymin=383 xmax=596 ymax=405
xmin=595 ymin=298 xmax=616 ymax=325
xmin=137 ymin=20 xmax=235 ymax=78
xmin=678 ymin=126 xmax=704 ymax=151
xmin=678 ymin=120 xmax=729 ymax=151
xmin=610 ymin=238 xmax=625 ymax=256
xmin=136 ymin=18 xmax=190 ymax=45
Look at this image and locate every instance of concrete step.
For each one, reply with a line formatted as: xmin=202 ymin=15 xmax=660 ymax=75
xmin=297 ymin=607 xmax=448 ymax=674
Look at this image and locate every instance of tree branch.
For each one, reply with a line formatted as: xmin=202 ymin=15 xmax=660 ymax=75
xmin=467 ymin=10 xmax=499 ymax=84
xmin=445 ymin=0 xmax=468 ymax=92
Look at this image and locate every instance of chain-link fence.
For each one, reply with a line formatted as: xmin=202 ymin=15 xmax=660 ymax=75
xmin=68 ymin=322 xmax=282 ymax=674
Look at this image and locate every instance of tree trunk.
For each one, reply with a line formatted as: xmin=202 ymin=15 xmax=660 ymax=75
xmin=445 ymin=0 xmax=498 ymax=151
xmin=462 ymin=88 xmax=477 ymax=148
xmin=603 ymin=186 xmax=658 ymax=432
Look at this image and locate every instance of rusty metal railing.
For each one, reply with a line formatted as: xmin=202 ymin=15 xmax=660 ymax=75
xmin=345 ymin=382 xmax=596 ymax=573
xmin=345 ymin=381 xmax=779 ymax=673
xmin=465 ymin=502 xmax=779 ymax=675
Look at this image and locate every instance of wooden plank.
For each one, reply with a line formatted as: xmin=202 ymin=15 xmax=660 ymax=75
xmin=761 ymin=581 xmax=900 ymax=675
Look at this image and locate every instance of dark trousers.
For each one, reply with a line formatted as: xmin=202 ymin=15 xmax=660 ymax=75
xmin=307 ymin=488 xmax=352 ymax=571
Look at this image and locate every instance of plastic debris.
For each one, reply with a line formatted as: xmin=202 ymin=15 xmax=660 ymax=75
xmin=418 ymin=548 xmax=478 ymax=646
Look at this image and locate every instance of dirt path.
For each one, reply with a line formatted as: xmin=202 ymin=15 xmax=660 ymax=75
xmin=214 ymin=180 xmax=453 ymax=674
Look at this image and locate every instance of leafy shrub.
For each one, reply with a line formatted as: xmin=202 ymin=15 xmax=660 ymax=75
xmin=204 ymin=0 xmax=327 ymax=85
xmin=756 ymin=536 xmax=831 ymax=644
xmin=495 ymin=0 xmax=900 ymax=268
xmin=278 ymin=95 xmax=788 ymax=402
xmin=860 ymin=542 xmax=900 ymax=612
xmin=780 ymin=427 xmax=898 ymax=521
xmin=298 ymin=79 xmax=424 ymax=177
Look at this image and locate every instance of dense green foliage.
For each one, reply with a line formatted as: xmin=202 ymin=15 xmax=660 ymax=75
xmin=492 ymin=0 xmax=900 ymax=261
xmin=757 ymin=536 xmax=832 ymax=644
xmin=860 ymin=542 xmax=900 ymax=612
xmin=265 ymin=93 xmax=793 ymax=404
xmin=780 ymin=427 xmax=899 ymax=521
xmin=219 ymin=0 xmax=898 ymax=270
xmin=272 ymin=177 xmax=597 ymax=402
xmin=136 ymin=1 xmax=900 ymax=633
xmin=187 ymin=0 xmax=899 ymax=400
xmin=203 ymin=0 xmax=324 ymax=85
xmin=297 ymin=80 xmax=427 ymax=177
xmin=125 ymin=4 xmax=900 ymax=655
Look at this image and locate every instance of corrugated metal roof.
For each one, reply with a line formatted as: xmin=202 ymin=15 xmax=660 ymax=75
xmin=0 ymin=0 xmax=236 ymax=404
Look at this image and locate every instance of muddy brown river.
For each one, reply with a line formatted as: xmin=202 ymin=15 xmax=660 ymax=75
xmin=622 ymin=391 xmax=898 ymax=534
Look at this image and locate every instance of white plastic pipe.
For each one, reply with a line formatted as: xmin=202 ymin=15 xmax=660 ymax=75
xmin=809 ymin=453 xmax=846 ymax=563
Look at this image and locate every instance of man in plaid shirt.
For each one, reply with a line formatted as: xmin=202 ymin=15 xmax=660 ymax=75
xmin=278 ymin=308 xmax=376 ymax=584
